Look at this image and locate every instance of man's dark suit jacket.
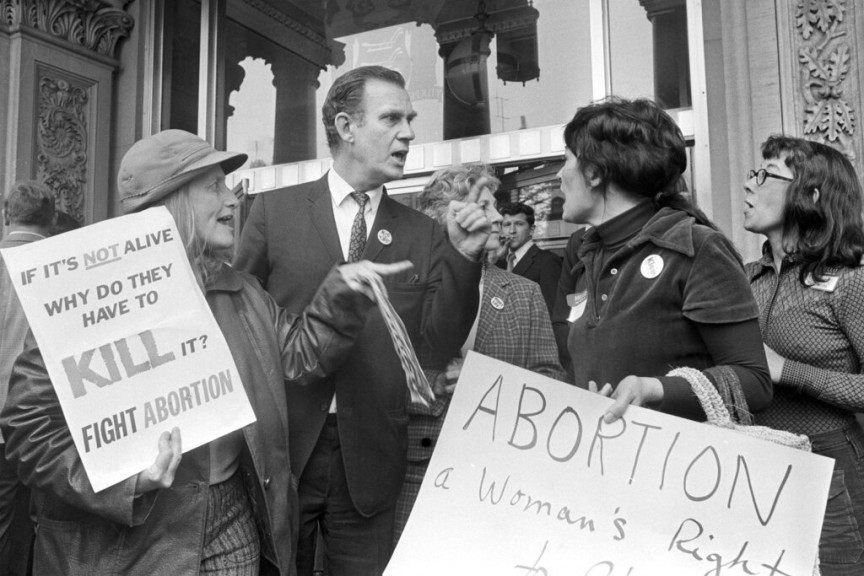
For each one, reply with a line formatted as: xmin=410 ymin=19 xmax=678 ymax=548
xmin=498 ymin=243 xmax=562 ymax=316
xmin=234 ymin=175 xmax=480 ymax=517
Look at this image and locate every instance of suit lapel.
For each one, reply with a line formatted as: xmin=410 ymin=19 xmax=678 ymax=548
xmin=475 ymin=267 xmax=511 ymax=351
xmin=513 ymin=244 xmax=537 ymax=276
xmin=363 ymin=188 xmax=399 ymax=262
xmin=307 ymin=176 xmax=344 ymax=263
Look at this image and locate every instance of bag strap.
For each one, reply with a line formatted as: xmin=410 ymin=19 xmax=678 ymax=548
xmin=668 ymin=366 xmax=813 ymax=452
xmin=705 ymin=365 xmax=754 ymax=425
xmin=668 ymin=366 xmax=732 ymax=426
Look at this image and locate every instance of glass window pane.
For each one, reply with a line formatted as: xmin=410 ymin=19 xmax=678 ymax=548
xmin=608 ymin=0 xmax=691 ymax=109
xmin=313 ymin=0 xmax=594 ymax=155
xmin=163 ymin=0 xmax=200 ymax=132
xmin=224 ymin=16 xmax=320 ymax=167
xmin=485 ymin=0 xmax=592 ymax=133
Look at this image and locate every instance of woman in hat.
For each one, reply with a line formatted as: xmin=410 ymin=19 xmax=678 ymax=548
xmin=1 ymin=129 xmax=411 ymax=575
xmin=556 ymin=97 xmax=771 ymax=423
xmin=392 ymin=164 xmax=566 ymax=542
xmin=743 ymin=135 xmax=864 ymax=574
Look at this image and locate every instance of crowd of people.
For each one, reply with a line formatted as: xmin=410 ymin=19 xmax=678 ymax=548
xmin=1 ymin=63 xmax=863 ymax=575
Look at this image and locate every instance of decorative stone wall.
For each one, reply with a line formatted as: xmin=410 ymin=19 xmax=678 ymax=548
xmin=36 ymin=74 xmax=89 ymax=223
xmin=794 ymin=0 xmax=858 ymax=159
xmin=0 ymin=0 xmax=133 ymax=230
xmin=0 ymin=0 xmax=133 ymax=57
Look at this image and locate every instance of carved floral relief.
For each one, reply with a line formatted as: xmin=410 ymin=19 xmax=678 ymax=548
xmin=0 ymin=0 xmax=133 ymax=57
xmin=795 ymin=0 xmax=856 ymax=153
xmin=37 ymin=76 xmax=88 ymax=223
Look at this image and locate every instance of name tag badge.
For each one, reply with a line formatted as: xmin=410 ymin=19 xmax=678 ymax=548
xmin=805 ymin=273 xmax=839 ymax=292
xmin=567 ymin=291 xmax=587 ymax=322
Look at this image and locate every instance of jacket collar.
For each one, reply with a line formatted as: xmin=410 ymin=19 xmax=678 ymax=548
xmin=581 ymin=206 xmax=698 ymax=258
xmin=206 ymin=263 xmax=245 ymax=293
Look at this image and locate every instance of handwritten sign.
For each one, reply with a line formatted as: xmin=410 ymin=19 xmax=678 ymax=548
xmin=387 ymin=352 xmax=832 ymax=576
xmin=1 ymin=207 xmax=255 ymax=492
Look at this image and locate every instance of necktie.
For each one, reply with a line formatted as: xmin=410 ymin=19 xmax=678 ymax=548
xmin=506 ymin=251 xmax=516 ymax=272
xmin=348 ymin=191 xmax=369 ymax=262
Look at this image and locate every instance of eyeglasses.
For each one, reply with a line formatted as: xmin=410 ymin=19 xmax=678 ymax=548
xmin=748 ymin=169 xmax=794 ymax=186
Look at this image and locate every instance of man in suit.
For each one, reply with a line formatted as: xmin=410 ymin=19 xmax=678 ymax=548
xmin=498 ymin=202 xmax=563 ymax=316
xmin=0 ymin=180 xmax=56 ymax=576
xmin=234 ymin=65 xmax=491 ymax=576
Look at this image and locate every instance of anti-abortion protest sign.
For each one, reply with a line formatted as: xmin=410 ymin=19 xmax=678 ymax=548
xmin=1 ymin=207 xmax=255 ymax=492
xmin=387 ymin=352 xmax=833 ymax=576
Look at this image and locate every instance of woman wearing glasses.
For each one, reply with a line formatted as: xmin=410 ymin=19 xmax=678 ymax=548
xmin=744 ymin=135 xmax=864 ymax=574
xmin=556 ymin=96 xmax=771 ymax=423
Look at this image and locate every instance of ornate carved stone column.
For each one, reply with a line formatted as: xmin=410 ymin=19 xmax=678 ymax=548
xmin=0 ymin=0 xmax=134 ymax=234
xmin=782 ymin=0 xmax=861 ymax=166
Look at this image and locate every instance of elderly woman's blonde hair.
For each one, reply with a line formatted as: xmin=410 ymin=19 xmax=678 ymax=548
xmin=417 ymin=164 xmax=500 ymax=227
xmin=157 ymin=183 xmax=229 ymax=288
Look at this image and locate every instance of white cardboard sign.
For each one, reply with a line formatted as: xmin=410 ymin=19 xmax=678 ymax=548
xmin=387 ymin=352 xmax=833 ymax=576
xmin=1 ymin=207 xmax=255 ymax=492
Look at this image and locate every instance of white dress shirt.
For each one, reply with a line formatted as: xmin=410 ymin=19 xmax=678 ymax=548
xmin=328 ymin=169 xmax=383 ymax=261
xmin=326 ymin=169 xmax=383 ymax=412
xmin=510 ymin=239 xmax=535 ymax=268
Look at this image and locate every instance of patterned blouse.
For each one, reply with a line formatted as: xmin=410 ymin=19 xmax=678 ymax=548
xmin=746 ymin=246 xmax=864 ymax=435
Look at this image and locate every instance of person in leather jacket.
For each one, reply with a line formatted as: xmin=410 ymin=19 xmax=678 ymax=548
xmin=0 ymin=130 xmax=411 ymax=576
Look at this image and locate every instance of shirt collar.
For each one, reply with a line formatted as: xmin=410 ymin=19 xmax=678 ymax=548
xmin=327 ymin=168 xmax=383 ymax=212
xmin=748 ymin=241 xmax=801 ymax=281
xmin=6 ymin=231 xmax=47 ymax=241
xmin=512 ymin=239 xmax=535 ymax=261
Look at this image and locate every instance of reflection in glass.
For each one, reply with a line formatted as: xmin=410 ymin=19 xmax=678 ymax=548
xmin=163 ymin=0 xmax=200 ymax=132
xmin=313 ymin=0 xmax=592 ymax=154
xmin=224 ymin=15 xmax=320 ymax=165
xmin=227 ymin=57 xmax=276 ymax=170
xmin=608 ymin=0 xmax=691 ymax=109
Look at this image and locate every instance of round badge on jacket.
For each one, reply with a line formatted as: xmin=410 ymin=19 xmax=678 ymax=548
xmin=377 ymin=229 xmax=392 ymax=245
xmin=490 ymin=297 xmax=504 ymax=310
xmin=640 ymin=254 xmax=664 ymax=279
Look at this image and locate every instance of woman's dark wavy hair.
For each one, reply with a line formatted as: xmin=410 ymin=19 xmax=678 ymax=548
xmin=761 ymin=135 xmax=864 ymax=284
xmin=563 ymin=96 xmax=718 ymax=231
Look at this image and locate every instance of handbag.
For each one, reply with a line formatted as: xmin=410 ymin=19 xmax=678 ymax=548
xmin=667 ymin=366 xmax=820 ymax=575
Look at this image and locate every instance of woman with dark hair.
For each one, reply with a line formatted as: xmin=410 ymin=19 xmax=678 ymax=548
xmin=744 ymin=135 xmax=864 ymax=574
xmin=1 ymin=130 xmax=410 ymax=575
xmin=557 ymin=96 xmax=771 ymax=422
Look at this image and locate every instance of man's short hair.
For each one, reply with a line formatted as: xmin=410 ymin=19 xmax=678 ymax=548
xmin=4 ymin=180 xmax=55 ymax=227
xmin=498 ymin=202 xmax=535 ymax=227
xmin=321 ymin=65 xmax=407 ymax=150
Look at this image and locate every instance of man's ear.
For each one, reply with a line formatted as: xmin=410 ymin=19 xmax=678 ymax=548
xmin=811 ymin=187 xmax=820 ymax=204
xmin=334 ymin=112 xmax=354 ymax=145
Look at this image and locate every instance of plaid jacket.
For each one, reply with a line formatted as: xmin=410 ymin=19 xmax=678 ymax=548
xmin=396 ymin=265 xmax=567 ymax=539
